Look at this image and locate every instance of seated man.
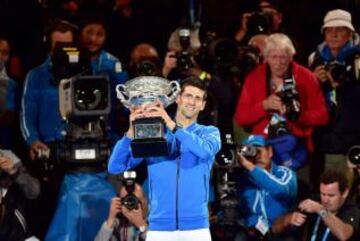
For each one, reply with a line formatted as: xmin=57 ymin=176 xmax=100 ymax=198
xmin=0 ymin=150 xmax=40 ymax=241
xmin=272 ymin=169 xmax=360 ymax=241
xmin=235 ymin=135 xmax=297 ymax=241
xmin=96 ymin=180 xmax=148 ymax=241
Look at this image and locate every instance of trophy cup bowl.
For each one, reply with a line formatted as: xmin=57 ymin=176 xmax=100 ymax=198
xmin=116 ymin=76 xmax=180 ymax=157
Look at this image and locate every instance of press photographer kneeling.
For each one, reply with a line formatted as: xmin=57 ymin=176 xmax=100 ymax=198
xmin=96 ymin=171 xmax=148 ymax=241
xmin=234 ymin=135 xmax=297 ymax=241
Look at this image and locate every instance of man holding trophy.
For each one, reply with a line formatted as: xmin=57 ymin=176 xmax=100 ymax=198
xmin=108 ymin=76 xmax=221 ymax=241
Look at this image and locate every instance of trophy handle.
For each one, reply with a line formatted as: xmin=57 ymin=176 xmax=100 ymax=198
xmin=166 ymin=81 xmax=181 ymax=105
xmin=116 ymin=84 xmax=131 ymax=108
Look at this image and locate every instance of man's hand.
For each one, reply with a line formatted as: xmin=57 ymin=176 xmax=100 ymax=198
xmin=288 ymin=211 xmax=307 ymax=227
xmin=313 ymin=65 xmax=339 ymax=88
xmin=122 ymin=203 xmax=146 ymax=229
xmin=106 ymin=197 xmax=122 ymax=229
xmin=237 ymin=153 xmax=255 ymax=171
xmin=29 ymin=140 xmax=49 ymax=160
xmin=162 ymin=51 xmax=177 ymax=78
xmin=0 ymin=156 xmax=18 ymax=175
xmin=235 ymin=12 xmax=252 ymax=42
xmin=298 ymin=199 xmax=323 ymax=214
xmin=126 ymin=106 xmax=146 ymax=139
xmin=263 ymin=94 xmax=286 ymax=114
xmin=143 ymin=100 xmax=176 ymax=131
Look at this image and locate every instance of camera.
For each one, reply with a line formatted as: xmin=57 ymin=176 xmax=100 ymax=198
xmin=325 ymin=61 xmax=348 ymax=83
xmin=238 ymin=145 xmax=258 ymax=161
xmin=176 ymin=28 xmax=193 ymax=71
xmin=247 ymin=11 xmax=273 ymax=37
xmin=268 ymin=114 xmax=290 ymax=138
xmin=131 ymin=57 xmax=161 ymax=77
xmin=216 ymin=134 xmax=237 ymax=167
xmin=51 ymin=42 xmax=90 ymax=85
xmin=59 ymin=75 xmax=111 ymax=121
xmin=348 ymin=145 xmax=360 ymax=165
xmin=38 ymin=75 xmax=112 ymax=168
xmin=277 ymin=76 xmax=300 ymax=121
xmin=121 ymin=171 xmax=139 ymax=210
xmin=199 ymin=31 xmax=260 ymax=80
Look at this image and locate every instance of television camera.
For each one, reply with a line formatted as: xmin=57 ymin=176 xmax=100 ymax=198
xmin=37 ymin=43 xmax=112 ymax=172
xmin=214 ymin=134 xmax=258 ymax=231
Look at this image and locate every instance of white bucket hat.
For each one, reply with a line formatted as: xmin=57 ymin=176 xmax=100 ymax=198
xmin=321 ymin=9 xmax=355 ymax=33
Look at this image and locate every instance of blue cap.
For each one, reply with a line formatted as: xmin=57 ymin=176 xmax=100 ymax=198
xmin=242 ymin=135 xmax=268 ymax=147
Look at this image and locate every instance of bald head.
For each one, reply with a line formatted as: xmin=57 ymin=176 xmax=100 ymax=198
xmin=130 ymin=43 xmax=159 ymax=64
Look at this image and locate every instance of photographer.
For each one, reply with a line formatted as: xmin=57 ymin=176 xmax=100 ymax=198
xmin=235 ymin=33 xmax=328 ymax=170
xmin=128 ymin=43 xmax=162 ymax=78
xmin=272 ymin=169 xmax=360 ymax=241
xmin=162 ymin=27 xmax=206 ymax=80
xmin=234 ymin=0 xmax=282 ymax=44
xmin=20 ymin=20 xmax=76 ymax=237
xmin=234 ymin=135 xmax=297 ymax=241
xmin=309 ymin=9 xmax=360 ymax=174
xmin=96 ymin=181 xmax=148 ymax=241
xmin=0 ymin=151 xmax=40 ymax=241
xmin=0 ymin=37 xmax=18 ymax=150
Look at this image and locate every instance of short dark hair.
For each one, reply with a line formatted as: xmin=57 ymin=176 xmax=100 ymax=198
xmin=180 ymin=76 xmax=207 ymax=100
xmin=320 ymin=169 xmax=348 ymax=194
xmin=44 ymin=19 xmax=77 ymax=49
xmin=46 ymin=19 xmax=78 ymax=37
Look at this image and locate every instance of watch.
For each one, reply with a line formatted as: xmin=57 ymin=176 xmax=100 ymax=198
xmin=139 ymin=224 xmax=147 ymax=233
xmin=319 ymin=208 xmax=328 ymax=218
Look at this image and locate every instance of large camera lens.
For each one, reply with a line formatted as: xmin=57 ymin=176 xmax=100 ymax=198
xmin=74 ymin=77 xmax=109 ymax=111
xmin=239 ymin=145 xmax=258 ymax=159
xmin=122 ymin=193 xmax=139 ymax=210
xmin=247 ymin=12 xmax=273 ymax=36
xmin=209 ymin=39 xmax=239 ymax=67
xmin=348 ymin=146 xmax=360 ymax=165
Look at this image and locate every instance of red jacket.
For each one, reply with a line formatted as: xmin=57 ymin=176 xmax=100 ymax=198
xmin=234 ymin=62 xmax=329 ymax=151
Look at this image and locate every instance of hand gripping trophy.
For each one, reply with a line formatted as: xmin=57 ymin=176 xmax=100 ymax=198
xmin=116 ymin=76 xmax=180 ymax=157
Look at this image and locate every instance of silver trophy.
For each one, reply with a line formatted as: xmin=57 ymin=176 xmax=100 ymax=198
xmin=116 ymin=76 xmax=180 ymax=157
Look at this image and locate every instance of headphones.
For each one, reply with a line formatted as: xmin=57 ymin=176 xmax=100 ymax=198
xmin=43 ymin=19 xmax=79 ymax=51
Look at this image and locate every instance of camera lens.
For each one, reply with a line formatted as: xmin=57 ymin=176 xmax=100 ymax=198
xmin=74 ymin=77 xmax=109 ymax=111
xmin=122 ymin=193 xmax=139 ymax=210
xmin=348 ymin=146 xmax=360 ymax=165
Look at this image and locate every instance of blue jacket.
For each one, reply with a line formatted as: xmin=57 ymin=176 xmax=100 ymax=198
xmin=21 ymin=51 xmax=128 ymax=146
xmin=238 ymin=163 xmax=297 ymax=228
xmin=108 ymin=122 xmax=221 ymax=231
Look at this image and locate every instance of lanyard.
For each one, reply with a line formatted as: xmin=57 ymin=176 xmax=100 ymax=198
xmin=310 ymin=216 xmax=330 ymax=241
xmin=258 ymin=190 xmax=268 ymax=223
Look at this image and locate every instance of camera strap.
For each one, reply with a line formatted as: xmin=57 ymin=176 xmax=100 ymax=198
xmin=265 ymin=63 xmax=295 ymax=96
xmin=310 ymin=216 xmax=330 ymax=241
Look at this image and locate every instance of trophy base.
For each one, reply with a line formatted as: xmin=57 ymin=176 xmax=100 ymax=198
xmin=131 ymin=138 xmax=169 ymax=157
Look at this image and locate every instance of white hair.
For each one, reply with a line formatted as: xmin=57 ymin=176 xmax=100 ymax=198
xmin=263 ymin=33 xmax=296 ymax=58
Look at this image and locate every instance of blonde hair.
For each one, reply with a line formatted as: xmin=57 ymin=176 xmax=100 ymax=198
xmin=167 ymin=28 xmax=201 ymax=53
xmin=263 ymin=33 xmax=296 ymax=58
